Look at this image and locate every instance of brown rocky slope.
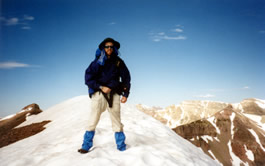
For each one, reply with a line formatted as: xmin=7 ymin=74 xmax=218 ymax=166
xmin=174 ymin=105 xmax=265 ymax=166
xmin=0 ymin=104 xmax=51 ymax=148
xmin=138 ymin=98 xmax=265 ymax=166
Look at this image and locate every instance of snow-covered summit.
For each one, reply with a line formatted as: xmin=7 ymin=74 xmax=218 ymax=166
xmin=0 ymin=95 xmax=218 ymax=166
xmin=137 ymin=101 xmax=229 ymax=128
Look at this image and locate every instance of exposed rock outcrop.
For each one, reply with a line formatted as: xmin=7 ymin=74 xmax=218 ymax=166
xmin=174 ymin=105 xmax=265 ymax=166
xmin=0 ymin=104 xmax=50 ymax=148
xmin=235 ymin=98 xmax=265 ymax=115
xmin=138 ymin=99 xmax=265 ymax=166
xmin=0 ymin=120 xmax=51 ymax=148
xmin=0 ymin=103 xmax=42 ymax=135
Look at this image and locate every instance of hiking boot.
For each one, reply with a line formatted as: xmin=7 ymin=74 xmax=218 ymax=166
xmin=79 ymin=131 xmax=95 ymax=153
xmin=78 ymin=148 xmax=88 ymax=154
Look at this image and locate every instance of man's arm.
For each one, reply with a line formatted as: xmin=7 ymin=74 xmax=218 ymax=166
xmin=85 ymin=61 xmax=101 ymax=90
xmin=120 ymin=60 xmax=131 ymax=98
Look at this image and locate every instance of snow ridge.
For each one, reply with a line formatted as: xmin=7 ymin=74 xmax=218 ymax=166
xmin=0 ymin=96 xmax=218 ymax=166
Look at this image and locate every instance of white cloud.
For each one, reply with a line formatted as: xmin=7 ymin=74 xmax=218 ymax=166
xmin=6 ymin=17 xmax=19 ymax=26
xmin=172 ymin=28 xmax=183 ymax=33
xmin=151 ymin=34 xmax=187 ymax=42
xmin=194 ymin=94 xmax=215 ymax=98
xmin=176 ymin=24 xmax=184 ymax=28
xmin=150 ymin=25 xmax=187 ymax=42
xmin=0 ymin=62 xmax=30 ymax=69
xmin=163 ymin=35 xmax=187 ymax=40
xmin=109 ymin=22 xmax=116 ymax=25
xmin=1 ymin=15 xmax=34 ymax=30
xmin=24 ymin=15 xmax=34 ymax=21
xmin=153 ymin=38 xmax=161 ymax=42
xmin=21 ymin=26 xmax=31 ymax=30
xmin=243 ymin=86 xmax=250 ymax=89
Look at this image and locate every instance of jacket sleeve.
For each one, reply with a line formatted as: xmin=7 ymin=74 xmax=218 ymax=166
xmin=119 ymin=60 xmax=131 ymax=98
xmin=85 ymin=60 xmax=101 ymax=90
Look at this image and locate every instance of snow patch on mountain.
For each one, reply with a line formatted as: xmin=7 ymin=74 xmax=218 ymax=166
xmin=244 ymin=145 xmax=254 ymax=162
xmin=0 ymin=114 xmax=16 ymax=121
xmin=207 ymin=116 xmax=220 ymax=135
xmin=228 ymin=140 xmax=242 ymax=166
xmin=0 ymin=96 xmax=218 ymax=166
xmin=230 ymin=112 xmax=236 ymax=139
xmin=248 ymin=129 xmax=265 ymax=152
xmin=255 ymin=99 xmax=265 ymax=109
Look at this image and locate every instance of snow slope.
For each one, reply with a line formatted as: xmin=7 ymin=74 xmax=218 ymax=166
xmin=0 ymin=96 xmax=218 ymax=166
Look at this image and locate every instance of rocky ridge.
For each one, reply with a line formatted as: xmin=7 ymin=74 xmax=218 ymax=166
xmin=0 ymin=104 xmax=49 ymax=148
xmin=138 ymin=98 xmax=265 ymax=166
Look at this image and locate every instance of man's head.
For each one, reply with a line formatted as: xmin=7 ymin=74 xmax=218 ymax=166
xmin=99 ymin=38 xmax=120 ymax=50
xmin=104 ymin=42 xmax=114 ymax=56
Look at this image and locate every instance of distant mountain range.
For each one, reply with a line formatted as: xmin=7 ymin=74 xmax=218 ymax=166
xmin=137 ymin=98 xmax=265 ymax=166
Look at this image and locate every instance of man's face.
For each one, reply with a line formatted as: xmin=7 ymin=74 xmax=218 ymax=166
xmin=104 ymin=42 xmax=114 ymax=56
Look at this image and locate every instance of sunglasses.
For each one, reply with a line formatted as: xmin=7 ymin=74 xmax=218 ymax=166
xmin=104 ymin=45 xmax=114 ymax=49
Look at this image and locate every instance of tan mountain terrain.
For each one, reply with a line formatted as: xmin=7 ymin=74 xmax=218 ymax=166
xmin=138 ymin=98 xmax=265 ymax=166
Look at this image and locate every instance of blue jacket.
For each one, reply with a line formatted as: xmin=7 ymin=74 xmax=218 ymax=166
xmin=85 ymin=49 xmax=131 ymax=98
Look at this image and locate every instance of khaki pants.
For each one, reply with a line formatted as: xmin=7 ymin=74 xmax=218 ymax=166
xmin=87 ymin=92 xmax=124 ymax=132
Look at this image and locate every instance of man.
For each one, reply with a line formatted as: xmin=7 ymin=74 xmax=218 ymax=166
xmin=78 ymin=38 xmax=131 ymax=153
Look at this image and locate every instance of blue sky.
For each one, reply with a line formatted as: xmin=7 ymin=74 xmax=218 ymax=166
xmin=1 ymin=0 xmax=265 ymax=117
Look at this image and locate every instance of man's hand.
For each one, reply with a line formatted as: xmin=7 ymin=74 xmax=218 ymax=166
xmin=100 ymin=86 xmax=111 ymax=94
xmin=121 ymin=96 xmax=127 ymax=103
